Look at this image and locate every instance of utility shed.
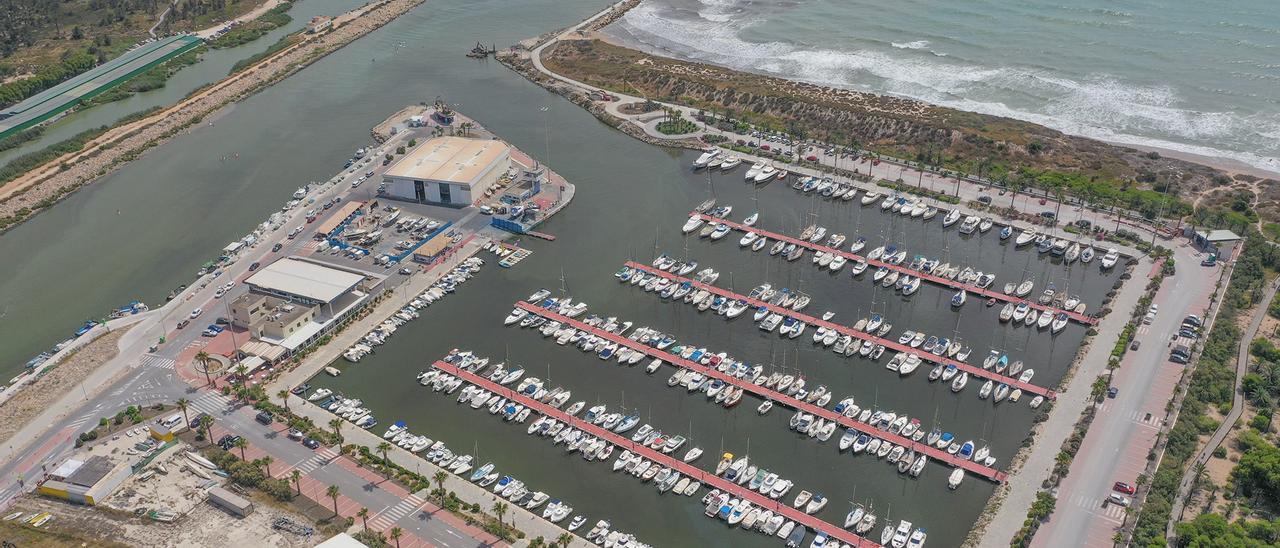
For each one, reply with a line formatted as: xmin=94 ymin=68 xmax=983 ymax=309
xmin=208 ymin=486 xmax=254 ymax=517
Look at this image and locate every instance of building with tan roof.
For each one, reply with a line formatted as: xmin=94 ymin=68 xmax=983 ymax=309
xmin=383 ymin=136 xmax=510 ymax=206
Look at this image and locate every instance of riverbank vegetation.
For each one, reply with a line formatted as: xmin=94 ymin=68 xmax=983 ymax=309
xmin=1135 ymin=234 xmax=1280 ymax=545
xmin=207 ymin=3 xmax=293 ymax=49
xmin=0 ymin=50 xmax=97 ymax=109
xmin=540 ymin=39 xmax=1258 ymax=230
xmin=83 ymin=45 xmax=207 ymax=107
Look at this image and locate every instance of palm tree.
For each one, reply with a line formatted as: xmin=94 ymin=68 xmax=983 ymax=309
xmin=377 ymin=441 xmax=392 ymax=466
xmin=291 ymin=469 xmax=302 ymax=495
xmin=199 ymin=415 xmax=214 ymax=444
xmin=328 ymin=418 xmax=343 ymax=444
xmin=234 ymin=364 xmax=248 ymax=386
xmin=556 ymin=532 xmax=573 ymax=547
xmin=432 ymin=470 xmax=448 ymax=506
xmin=390 ymin=527 xmax=403 ymax=548
xmin=195 ymin=351 xmax=213 ymax=386
xmin=326 ymin=484 xmax=341 ymax=516
xmin=233 ymin=437 xmax=248 ymax=460
xmin=277 ymin=389 xmax=290 ymax=413
xmin=176 ymin=397 xmax=190 ymax=424
xmin=260 ymin=455 xmax=273 ymax=477
xmin=357 ymin=507 xmax=369 ymax=530
xmin=491 ymin=501 xmax=508 ymax=526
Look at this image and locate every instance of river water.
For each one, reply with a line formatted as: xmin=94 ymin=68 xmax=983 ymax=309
xmin=0 ymin=0 xmax=364 ymax=167
xmin=0 ymin=0 xmax=1121 ymax=543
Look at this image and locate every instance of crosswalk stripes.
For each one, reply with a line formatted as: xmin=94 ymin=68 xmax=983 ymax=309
xmin=188 ymin=393 xmax=233 ymax=415
xmin=139 ymin=354 xmax=176 ymax=370
xmin=1127 ymin=409 xmax=1160 ymax=427
xmin=369 ymin=493 xmax=426 ymax=530
xmin=291 ymin=447 xmax=339 ymax=475
xmin=1136 ymin=325 xmax=1149 ymax=336
xmin=1072 ymin=494 xmax=1127 ymax=522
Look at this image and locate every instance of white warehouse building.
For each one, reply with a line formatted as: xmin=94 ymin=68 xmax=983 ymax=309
xmin=382 ymin=136 xmax=510 ymax=206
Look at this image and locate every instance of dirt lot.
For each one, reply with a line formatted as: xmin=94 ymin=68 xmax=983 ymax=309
xmin=0 ymin=328 xmax=129 ymax=446
xmin=5 ymin=489 xmax=315 ymax=547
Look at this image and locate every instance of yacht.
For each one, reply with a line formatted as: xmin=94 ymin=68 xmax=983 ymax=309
xmin=693 ymin=148 xmax=721 ymax=169
xmin=1015 ymin=229 xmax=1037 ymax=246
xmin=754 ymin=164 xmax=778 ymax=183
xmin=942 ymin=209 xmax=962 ymax=227
xmin=745 ymin=162 xmax=766 ymax=180
xmin=720 ymin=156 xmax=742 ymax=170
xmin=1101 ymin=248 xmax=1120 ymax=269
xmin=681 ymin=215 xmax=704 ymax=234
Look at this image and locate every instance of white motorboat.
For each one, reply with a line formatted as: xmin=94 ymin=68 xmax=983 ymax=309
xmin=743 ymin=211 xmax=759 ymax=226
xmin=693 ymin=148 xmax=721 ymax=169
xmin=1101 ymin=247 xmax=1120 ymax=269
xmin=745 ymin=161 xmax=766 ymax=180
xmin=681 ymin=215 xmax=704 ymax=234
xmin=948 ymin=467 xmax=964 ymax=489
xmin=720 ymin=156 xmax=742 ymax=170
xmin=755 ymin=164 xmax=778 ymax=183
xmin=1015 ymin=229 xmax=1037 ymax=246
xmin=942 ymin=209 xmax=961 ymax=227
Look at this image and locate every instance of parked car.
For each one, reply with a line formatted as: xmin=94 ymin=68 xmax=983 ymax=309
xmin=249 ymin=262 xmax=260 ymax=271
xmin=287 ymin=428 xmax=304 ymax=441
xmin=1107 ymin=387 xmax=1119 ymax=398
xmin=291 ymin=383 xmax=310 ymax=396
xmin=255 ymin=411 xmax=274 ymax=425
xmin=1130 ymin=340 xmax=1141 ymax=351
xmin=1184 ymin=315 xmax=1202 ymax=327
xmin=302 ymin=438 xmax=320 ymax=449
xmin=1107 ymin=493 xmax=1131 ymax=507
xmin=1039 ymin=211 xmax=1056 ymax=219
xmin=189 ymin=308 xmax=203 ymax=319
xmin=190 ymin=412 xmax=210 ymax=430
xmin=272 ymin=243 xmax=283 ymax=253
xmin=1113 ymin=482 xmax=1136 ymax=495
xmin=177 ymin=319 xmax=190 ymax=329
xmin=215 ymin=317 xmax=230 ymax=325
xmin=977 ymin=195 xmax=992 ymax=205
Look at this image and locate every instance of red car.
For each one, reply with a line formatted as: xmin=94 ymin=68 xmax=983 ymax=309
xmin=1113 ymin=482 xmax=1136 ymax=495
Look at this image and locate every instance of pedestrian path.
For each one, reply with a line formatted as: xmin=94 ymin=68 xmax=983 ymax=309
xmin=694 ymin=213 xmax=1098 ymax=326
xmin=1069 ymin=493 xmax=1126 ymax=524
xmin=187 ymin=392 xmax=234 ymax=415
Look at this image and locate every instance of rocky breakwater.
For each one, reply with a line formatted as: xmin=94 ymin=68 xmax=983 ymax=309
xmin=0 ymin=0 xmax=427 ymax=234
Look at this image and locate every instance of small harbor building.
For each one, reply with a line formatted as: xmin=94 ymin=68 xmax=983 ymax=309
xmin=1190 ymin=229 xmax=1242 ymax=258
xmin=37 ymin=455 xmax=133 ymax=506
xmin=382 ymin=136 xmax=510 ymax=207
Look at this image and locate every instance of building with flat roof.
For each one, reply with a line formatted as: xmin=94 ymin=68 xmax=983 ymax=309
xmin=1189 ymin=228 xmax=1243 ymax=257
xmin=37 ymin=455 xmax=133 ymax=505
xmin=234 ymin=257 xmax=386 ymax=354
xmin=382 ymin=136 xmax=510 ymax=206
xmin=244 ymin=257 xmax=371 ymax=305
xmin=314 ymin=201 xmax=366 ymax=239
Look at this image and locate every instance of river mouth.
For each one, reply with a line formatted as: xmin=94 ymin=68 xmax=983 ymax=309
xmin=307 ymin=147 xmax=1122 ymax=547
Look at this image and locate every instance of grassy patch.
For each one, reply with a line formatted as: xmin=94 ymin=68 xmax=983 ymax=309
xmin=207 ymin=4 xmax=294 ymax=49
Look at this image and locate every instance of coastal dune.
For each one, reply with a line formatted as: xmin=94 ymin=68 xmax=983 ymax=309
xmin=536 ymin=38 xmax=1228 ymax=201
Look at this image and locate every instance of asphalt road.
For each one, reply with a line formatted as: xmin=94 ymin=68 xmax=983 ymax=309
xmin=1032 ymin=242 xmax=1224 ymax=546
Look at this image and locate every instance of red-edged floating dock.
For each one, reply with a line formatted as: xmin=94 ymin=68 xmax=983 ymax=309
xmin=693 ymin=213 xmax=1098 ymax=326
xmin=431 ymin=359 xmax=886 ymax=548
xmin=625 ymin=261 xmax=1055 ymax=400
xmin=513 ymin=301 xmax=1008 ymax=483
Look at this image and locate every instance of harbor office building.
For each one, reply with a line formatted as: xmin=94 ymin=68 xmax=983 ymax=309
xmin=230 ymin=257 xmax=385 ymax=361
xmin=382 ymin=136 xmax=510 ymax=207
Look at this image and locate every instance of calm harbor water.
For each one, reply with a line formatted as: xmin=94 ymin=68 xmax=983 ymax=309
xmin=0 ymin=0 xmax=1123 ymax=543
xmin=306 ymin=157 xmax=1120 ymax=547
xmin=0 ymin=0 xmax=364 ymax=167
xmin=605 ymin=0 xmax=1280 ymax=174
